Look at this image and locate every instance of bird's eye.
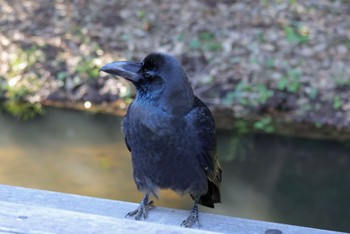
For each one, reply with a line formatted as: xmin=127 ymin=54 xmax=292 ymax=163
xmin=144 ymin=71 xmax=152 ymax=78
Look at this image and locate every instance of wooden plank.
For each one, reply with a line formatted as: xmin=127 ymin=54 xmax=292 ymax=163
xmin=0 ymin=184 xmax=346 ymax=234
xmin=0 ymin=201 xmax=214 ymax=234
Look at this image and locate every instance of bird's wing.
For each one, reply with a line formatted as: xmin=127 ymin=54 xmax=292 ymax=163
xmin=124 ymin=136 xmax=131 ymax=152
xmin=122 ymin=105 xmax=132 ymax=152
xmin=187 ymin=97 xmax=222 ymax=188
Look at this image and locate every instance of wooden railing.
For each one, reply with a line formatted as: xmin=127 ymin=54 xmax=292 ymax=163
xmin=0 ymin=184 xmax=345 ymax=234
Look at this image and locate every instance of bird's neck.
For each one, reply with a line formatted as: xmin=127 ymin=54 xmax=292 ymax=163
xmin=160 ymin=89 xmax=194 ymax=116
xmin=135 ymin=91 xmax=194 ymax=116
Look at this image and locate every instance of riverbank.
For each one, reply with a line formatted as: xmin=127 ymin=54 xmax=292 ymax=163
xmin=1 ymin=0 xmax=349 ymax=140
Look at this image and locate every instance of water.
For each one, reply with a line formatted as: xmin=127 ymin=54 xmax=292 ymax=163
xmin=0 ymin=107 xmax=349 ymax=232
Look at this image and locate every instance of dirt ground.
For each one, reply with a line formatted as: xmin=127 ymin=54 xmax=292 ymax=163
xmin=1 ymin=0 xmax=350 ymax=138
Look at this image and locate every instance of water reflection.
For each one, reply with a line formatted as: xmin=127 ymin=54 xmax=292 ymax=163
xmin=0 ymin=107 xmax=349 ymax=232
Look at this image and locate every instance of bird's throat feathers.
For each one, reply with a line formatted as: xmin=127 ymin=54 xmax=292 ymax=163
xmin=136 ymin=78 xmax=195 ymax=116
xmin=161 ymin=80 xmax=194 ymax=115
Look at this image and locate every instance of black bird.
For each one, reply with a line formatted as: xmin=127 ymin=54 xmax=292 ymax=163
xmin=100 ymin=52 xmax=222 ymax=228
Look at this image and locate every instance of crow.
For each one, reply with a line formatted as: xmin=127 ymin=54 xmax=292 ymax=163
xmin=100 ymin=52 xmax=221 ymax=228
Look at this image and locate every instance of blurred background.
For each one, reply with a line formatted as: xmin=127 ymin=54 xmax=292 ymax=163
xmin=0 ymin=0 xmax=349 ymax=232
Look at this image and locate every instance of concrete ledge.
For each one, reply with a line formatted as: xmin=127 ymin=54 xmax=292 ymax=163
xmin=0 ymin=184 xmax=345 ymax=234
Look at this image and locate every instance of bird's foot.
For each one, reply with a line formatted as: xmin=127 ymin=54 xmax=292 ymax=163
xmin=125 ymin=200 xmax=154 ymax=220
xmin=181 ymin=205 xmax=200 ymax=228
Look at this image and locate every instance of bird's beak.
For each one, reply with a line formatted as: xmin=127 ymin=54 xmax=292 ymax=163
xmin=100 ymin=61 xmax=142 ymax=83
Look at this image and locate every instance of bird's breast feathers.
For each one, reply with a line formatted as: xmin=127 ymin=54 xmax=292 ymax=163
xmin=125 ymin=101 xmax=186 ymax=137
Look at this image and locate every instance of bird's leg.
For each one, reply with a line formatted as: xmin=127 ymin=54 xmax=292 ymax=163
xmin=125 ymin=193 xmax=154 ymax=220
xmin=181 ymin=199 xmax=200 ymax=228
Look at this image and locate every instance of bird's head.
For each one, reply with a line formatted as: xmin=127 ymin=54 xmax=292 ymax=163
xmin=100 ymin=52 xmax=194 ymax=115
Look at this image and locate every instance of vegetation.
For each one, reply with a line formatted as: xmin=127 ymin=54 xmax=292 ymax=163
xmin=0 ymin=0 xmax=349 ymax=137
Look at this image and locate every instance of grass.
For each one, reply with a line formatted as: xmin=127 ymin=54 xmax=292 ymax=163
xmin=3 ymin=102 xmax=44 ymax=120
xmin=75 ymin=57 xmax=100 ymax=79
xmin=277 ymin=68 xmax=302 ymax=93
xmin=333 ymin=96 xmax=343 ymax=110
xmin=224 ymin=82 xmax=274 ymax=107
xmin=0 ymin=46 xmax=45 ymax=119
xmin=254 ymin=116 xmax=275 ymax=133
xmin=283 ymin=24 xmax=309 ymax=44
xmin=187 ymin=31 xmax=223 ymax=52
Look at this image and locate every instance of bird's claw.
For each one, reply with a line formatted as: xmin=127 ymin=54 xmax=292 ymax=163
xmin=181 ymin=208 xmax=200 ymax=228
xmin=125 ymin=200 xmax=154 ymax=220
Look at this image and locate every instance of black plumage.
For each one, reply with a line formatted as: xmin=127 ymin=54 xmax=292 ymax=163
xmin=100 ymin=52 xmax=221 ymax=227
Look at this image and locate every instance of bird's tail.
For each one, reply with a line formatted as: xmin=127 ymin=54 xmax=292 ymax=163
xmin=198 ymin=180 xmax=221 ymax=208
